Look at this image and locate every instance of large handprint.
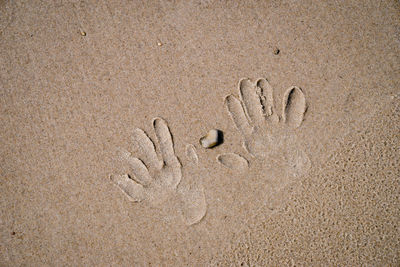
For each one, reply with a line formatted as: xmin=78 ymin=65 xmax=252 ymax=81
xmin=218 ymin=78 xmax=310 ymax=193
xmin=110 ymin=118 xmax=206 ymax=225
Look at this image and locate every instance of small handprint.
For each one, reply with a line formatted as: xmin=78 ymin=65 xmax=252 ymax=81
xmin=110 ymin=118 xmax=206 ymax=225
xmin=218 ymin=78 xmax=310 ymax=191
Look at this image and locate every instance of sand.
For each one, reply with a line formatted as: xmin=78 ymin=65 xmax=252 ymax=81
xmin=1 ymin=0 xmax=399 ymax=266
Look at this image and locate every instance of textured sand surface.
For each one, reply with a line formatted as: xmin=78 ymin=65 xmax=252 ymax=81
xmin=214 ymin=100 xmax=400 ymax=265
xmin=1 ymin=0 xmax=399 ymax=266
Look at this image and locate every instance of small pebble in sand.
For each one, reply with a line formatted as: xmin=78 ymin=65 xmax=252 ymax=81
xmin=157 ymin=40 xmax=163 ymax=46
xmin=273 ymin=47 xmax=280 ymax=55
xmin=200 ymin=129 xmax=223 ymax=148
xmin=80 ymin=30 xmax=86 ymax=36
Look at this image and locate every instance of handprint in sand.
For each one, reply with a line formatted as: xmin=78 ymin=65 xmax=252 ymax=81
xmin=110 ymin=118 xmax=206 ymax=226
xmin=218 ymin=78 xmax=310 ymax=193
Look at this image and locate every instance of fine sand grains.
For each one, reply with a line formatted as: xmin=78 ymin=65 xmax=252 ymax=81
xmin=212 ymin=99 xmax=400 ymax=266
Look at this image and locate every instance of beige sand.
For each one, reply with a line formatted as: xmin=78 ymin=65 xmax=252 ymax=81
xmin=1 ymin=0 xmax=399 ymax=265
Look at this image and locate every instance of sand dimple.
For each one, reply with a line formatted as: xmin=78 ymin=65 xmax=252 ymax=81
xmin=239 ymin=78 xmax=265 ymax=124
xmin=217 ymin=153 xmax=249 ymax=171
xmin=179 ymin=183 xmax=207 ymax=226
xmin=186 ymin=144 xmax=198 ymax=164
xmin=282 ymin=86 xmax=307 ymax=129
xmin=131 ymin=128 xmax=162 ymax=170
xmin=257 ymin=78 xmax=274 ymax=117
xmin=110 ymin=174 xmax=146 ymax=202
xmin=225 ymin=94 xmax=253 ymax=137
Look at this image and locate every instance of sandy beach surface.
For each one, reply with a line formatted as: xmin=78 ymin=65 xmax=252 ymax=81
xmin=1 ymin=0 xmax=399 ymax=265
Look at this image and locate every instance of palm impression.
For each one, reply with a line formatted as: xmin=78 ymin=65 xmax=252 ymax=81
xmin=218 ymin=78 xmax=311 ymax=191
xmin=110 ymin=118 xmax=206 ymax=226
